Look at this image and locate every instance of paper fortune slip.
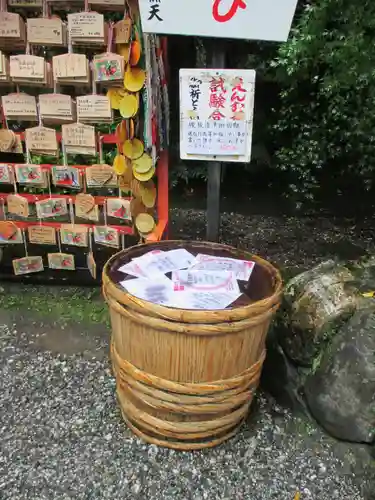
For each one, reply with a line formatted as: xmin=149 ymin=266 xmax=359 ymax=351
xmin=132 ymin=248 xmax=195 ymax=277
xmin=189 ymin=254 xmax=255 ymax=281
xmin=171 ymin=270 xmax=240 ymax=294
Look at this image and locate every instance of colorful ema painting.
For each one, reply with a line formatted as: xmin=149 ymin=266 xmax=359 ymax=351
xmin=52 ymin=166 xmax=81 ymax=189
xmin=93 ymin=226 xmax=120 ymax=248
xmin=60 ymin=225 xmax=88 ymax=247
xmin=15 ymin=164 xmax=44 ymax=185
xmin=106 ymin=198 xmax=131 ymax=220
xmin=0 ymin=226 xmax=23 ymax=244
xmin=48 ymin=252 xmax=75 ymax=270
xmin=36 ymin=198 xmax=68 ymax=219
xmin=0 ymin=164 xmax=13 ymax=184
xmin=13 ymin=256 xmax=44 ymax=275
xmin=94 ymin=58 xmax=122 ymax=82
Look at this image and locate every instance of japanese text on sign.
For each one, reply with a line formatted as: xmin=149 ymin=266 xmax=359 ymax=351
xmin=139 ymin=0 xmax=298 ymax=42
xmin=180 ymin=69 xmax=255 ymax=162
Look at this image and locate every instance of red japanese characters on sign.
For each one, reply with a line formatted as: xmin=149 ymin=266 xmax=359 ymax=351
xmin=231 ymin=77 xmax=247 ymax=119
xmin=212 ymin=0 xmax=247 ymax=23
xmin=180 ymin=69 xmax=255 ymax=162
xmin=209 ymin=76 xmax=227 ymax=121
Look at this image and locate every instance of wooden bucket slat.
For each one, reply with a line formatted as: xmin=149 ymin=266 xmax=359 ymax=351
xmin=111 ymin=341 xmax=265 ymax=393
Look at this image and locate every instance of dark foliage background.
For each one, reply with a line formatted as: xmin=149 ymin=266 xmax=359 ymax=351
xmin=168 ymin=0 xmax=375 ymax=210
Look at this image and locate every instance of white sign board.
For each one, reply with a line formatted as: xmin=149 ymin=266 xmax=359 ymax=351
xmin=179 ymin=68 xmax=255 ymax=162
xmin=139 ymin=0 xmax=298 ymax=42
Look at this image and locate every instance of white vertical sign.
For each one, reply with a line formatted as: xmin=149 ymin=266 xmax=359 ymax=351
xmin=179 ymin=68 xmax=255 ymax=162
xmin=139 ymin=0 xmax=298 ymax=42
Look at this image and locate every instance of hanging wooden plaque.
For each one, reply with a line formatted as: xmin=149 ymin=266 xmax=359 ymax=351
xmin=27 ymin=18 xmax=67 ymax=47
xmin=39 ymin=93 xmax=75 ymax=124
xmin=62 ymin=123 xmax=96 ymax=156
xmin=48 ymin=252 xmax=75 ymax=270
xmin=0 ymin=221 xmax=18 ymax=241
xmin=14 ymin=164 xmax=44 ymax=185
xmin=7 ymin=194 xmax=29 ymax=218
xmin=8 ymin=0 xmax=43 ymax=7
xmin=2 ymin=93 xmax=37 ymax=121
xmin=76 ymin=95 xmax=112 ymax=123
xmin=68 ymin=12 xmax=106 ymax=46
xmin=52 ymin=53 xmax=90 ymax=84
xmin=13 ymin=256 xmax=44 ymax=275
xmin=60 ymin=224 xmax=88 ymax=247
xmin=52 ymin=165 xmax=81 ymax=189
xmin=28 ymin=225 xmax=56 ymax=245
xmin=75 ymin=193 xmax=99 ymax=221
xmin=0 ymin=13 xmax=25 ymax=50
xmin=94 ymin=226 xmax=120 ymax=248
xmin=36 ymin=198 xmax=68 ymax=219
xmin=25 ymin=126 xmax=58 ymax=156
xmin=0 ymin=130 xmax=16 ymax=152
xmin=87 ymin=251 xmax=97 ymax=279
xmin=0 ymin=226 xmax=23 ymax=244
xmin=10 ymin=55 xmax=47 ymax=85
xmin=0 ymin=164 xmax=13 ymax=184
xmin=114 ymin=18 xmax=131 ymax=44
xmin=0 ymin=51 xmax=9 ymax=83
xmin=106 ymin=198 xmax=131 ymax=220
xmin=89 ymin=0 xmax=124 ymax=10
xmin=93 ymin=53 xmax=124 ymax=83
xmin=85 ymin=164 xmax=117 ymax=188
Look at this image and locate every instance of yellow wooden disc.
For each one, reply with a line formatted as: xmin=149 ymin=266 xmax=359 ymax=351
xmin=133 ymin=93 xmax=140 ymax=117
xmin=133 ymin=165 xmax=155 ymax=182
xmin=123 ymin=138 xmax=144 ymax=160
xmin=130 ymin=197 xmax=146 ymax=218
xmin=113 ymin=154 xmax=127 ymax=175
xmin=135 ymin=213 xmax=155 ymax=234
xmin=116 ymin=121 xmax=128 ymax=143
xmin=107 ymin=89 xmax=126 ymax=110
xmin=118 ymin=159 xmax=133 ymax=192
xmin=129 ymin=118 xmax=135 ymax=139
xmin=119 ymin=94 xmax=137 ymax=118
xmin=141 ymin=184 xmax=156 ymax=208
xmin=124 ymin=66 xmax=146 ymax=92
xmin=118 ymin=179 xmax=131 ymax=193
xmin=131 ymin=179 xmax=141 ymax=197
xmin=132 ymin=153 xmax=153 ymax=174
xmin=117 ymin=43 xmax=131 ymax=62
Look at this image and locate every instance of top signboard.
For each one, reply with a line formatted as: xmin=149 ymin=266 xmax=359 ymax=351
xmin=139 ymin=0 xmax=298 ymax=42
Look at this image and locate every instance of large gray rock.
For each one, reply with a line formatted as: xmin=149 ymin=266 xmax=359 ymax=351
xmin=304 ymin=307 xmax=375 ymax=443
xmin=280 ymin=260 xmax=358 ymax=366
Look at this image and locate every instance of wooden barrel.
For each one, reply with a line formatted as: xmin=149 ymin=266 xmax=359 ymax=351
xmin=103 ymin=240 xmax=282 ymax=450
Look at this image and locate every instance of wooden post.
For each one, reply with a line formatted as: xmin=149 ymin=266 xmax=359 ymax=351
xmin=206 ymin=46 xmax=225 ymax=242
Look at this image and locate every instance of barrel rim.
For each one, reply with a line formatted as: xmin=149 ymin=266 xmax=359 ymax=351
xmin=103 ymin=240 xmax=283 ymax=324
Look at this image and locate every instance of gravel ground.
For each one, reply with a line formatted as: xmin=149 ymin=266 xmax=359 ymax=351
xmin=170 ymin=208 xmax=375 ymax=274
xmin=0 ymin=323 xmax=369 ymax=500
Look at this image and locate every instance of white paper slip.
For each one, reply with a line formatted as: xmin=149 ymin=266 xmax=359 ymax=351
xmin=118 ymin=261 xmax=147 ymax=278
xmin=131 ymin=249 xmax=164 ymax=265
xmin=120 ymin=275 xmax=175 ymax=306
xmin=135 ymin=248 xmax=195 ymax=277
xmin=173 ymin=290 xmax=242 ymax=310
xmin=171 ymin=270 xmax=240 ymax=294
xmin=189 ymin=254 xmax=255 ymax=281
